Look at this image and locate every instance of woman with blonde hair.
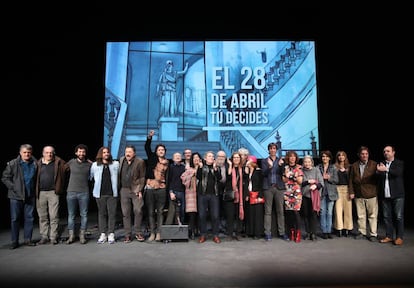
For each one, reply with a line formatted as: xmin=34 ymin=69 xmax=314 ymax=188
xmin=301 ymin=155 xmax=324 ymax=241
xmin=333 ymin=151 xmax=353 ymax=237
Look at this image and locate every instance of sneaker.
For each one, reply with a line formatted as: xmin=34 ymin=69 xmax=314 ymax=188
xmin=135 ymin=233 xmax=145 ymax=242
xmin=265 ymin=234 xmax=272 ymax=241
xmin=10 ymin=242 xmax=18 ymax=250
xmin=279 ymin=234 xmax=290 ymax=241
xmin=97 ymin=233 xmax=107 ymax=244
xmin=108 ymin=233 xmax=115 ymax=244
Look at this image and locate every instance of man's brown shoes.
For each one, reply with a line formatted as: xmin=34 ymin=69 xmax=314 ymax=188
xmin=394 ymin=238 xmax=403 ymax=246
xmin=379 ymin=237 xmax=393 ymax=243
xmin=380 ymin=236 xmax=403 ymax=246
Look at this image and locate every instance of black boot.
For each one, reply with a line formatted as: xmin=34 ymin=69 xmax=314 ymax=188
xmin=188 ymin=229 xmax=195 ymax=240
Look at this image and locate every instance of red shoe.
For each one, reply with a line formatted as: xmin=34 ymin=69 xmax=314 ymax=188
xmin=213 ymin=236 xmax=221 ymax=244
xmin=295 ymin=230 xmax=301 ymax=243
xmin=290 ymin=228 xmax=295 ymax=241
xmin=198 ymin=236 xmax=206 ymax=243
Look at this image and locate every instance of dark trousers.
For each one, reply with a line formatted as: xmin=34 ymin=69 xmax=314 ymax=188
xmin=224 ymin=201 xmax=244 ymax=236
xmin=165 ymin=190 xmax=185 ymax=225
xmin=145 ymin=188 xmax=167 ymax=233
xmin=382 ymin=197 xmax=404 ymax=239
xmin=264 ymin=186 xmax=286 ymax=236
xmin=9 ymin=197 xmax=35 ymax=243
xmin=198 ymin=193 xmax=220 ymax=237
xmin=301 ymin=196 xmax=318 ymax=235
xmin=120 ymin=187 xmax=144 ymax=236
xmin=95 ymin=195 xmax=118 ymax=234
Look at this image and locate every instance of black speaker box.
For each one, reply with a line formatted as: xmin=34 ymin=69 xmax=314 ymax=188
xmin=160 ymin=225 xmax=189 ymax=241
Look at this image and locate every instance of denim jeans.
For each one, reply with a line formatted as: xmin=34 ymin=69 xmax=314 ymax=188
xmin=67 ymin=191 xmax=90 ymax=231
xmin=382 ymin=197 xmax=404 ymax=239
xmin=198 ymin=193 xmax=220 ymax=237
xmin=10 ymin=197 xmax=35 ymax=243
xmin=320 ymin=197 xmax=335 ymax=234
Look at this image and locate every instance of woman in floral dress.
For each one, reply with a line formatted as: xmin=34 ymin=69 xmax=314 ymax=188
xmin=283 ymin=151 xmax=304 ymax=242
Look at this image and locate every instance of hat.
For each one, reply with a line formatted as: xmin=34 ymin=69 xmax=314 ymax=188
xmin=248 ymin=155 xmax=257 ymax=163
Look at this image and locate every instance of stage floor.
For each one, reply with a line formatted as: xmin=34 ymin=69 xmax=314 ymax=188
xmin=1 ymin=217 xmax=413 ymax=288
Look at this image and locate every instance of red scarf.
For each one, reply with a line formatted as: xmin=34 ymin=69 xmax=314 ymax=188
xmin=232 ymin=166 xmax=244 ymax=220
xmin=311 ymin=187 xmax=321 ymax=215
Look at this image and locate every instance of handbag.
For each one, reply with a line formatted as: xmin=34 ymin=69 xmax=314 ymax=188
xmin=222 ymin=189 xmax=235 ymax=202
xmin=249 ymin=191 xmax=265 ymax=204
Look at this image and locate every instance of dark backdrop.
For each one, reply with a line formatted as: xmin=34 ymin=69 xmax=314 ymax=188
xmin=1 ymin=10 xmax=411 ymax=229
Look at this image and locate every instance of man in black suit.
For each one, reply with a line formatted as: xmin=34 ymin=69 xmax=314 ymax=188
xmin=377 ymin=145 xmax=405 ymax=246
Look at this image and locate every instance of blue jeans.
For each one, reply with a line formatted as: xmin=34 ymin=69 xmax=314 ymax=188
xmin=198 ymin=193 xmax=220 ymax=237
xmin=10 ymin=197 xmax=35 ymax=243
xmin=382 ymin=197 xmax=404 ymax=239
xmin=67 ymin=192 xmax=90 ymax=230
xmin=320 ymin=197 xmax=335 ymax=234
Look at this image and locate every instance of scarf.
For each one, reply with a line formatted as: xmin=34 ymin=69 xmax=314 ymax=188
xmin=232 ymin=166 xmax=244 ymax=220
xmin=311 ymin=186 xmax=321 ymax=215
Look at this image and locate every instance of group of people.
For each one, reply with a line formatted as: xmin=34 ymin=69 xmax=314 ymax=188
xmin=1 ymin=143 xmax=146 ymax=249
xmin=1 ymin=137 xmax=405 ymax=249
xmin=265 ymin=145 xmax=405 ymax=246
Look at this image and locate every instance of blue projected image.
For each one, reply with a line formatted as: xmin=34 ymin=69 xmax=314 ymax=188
xmin=104 ymin=41 xmax=319 ymax=159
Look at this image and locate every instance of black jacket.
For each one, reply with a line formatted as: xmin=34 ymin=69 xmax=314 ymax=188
xmin=2 ymin=155 xmax=38 ymax=200
xmin=377 ymin=158 xmax=405 ymax=199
